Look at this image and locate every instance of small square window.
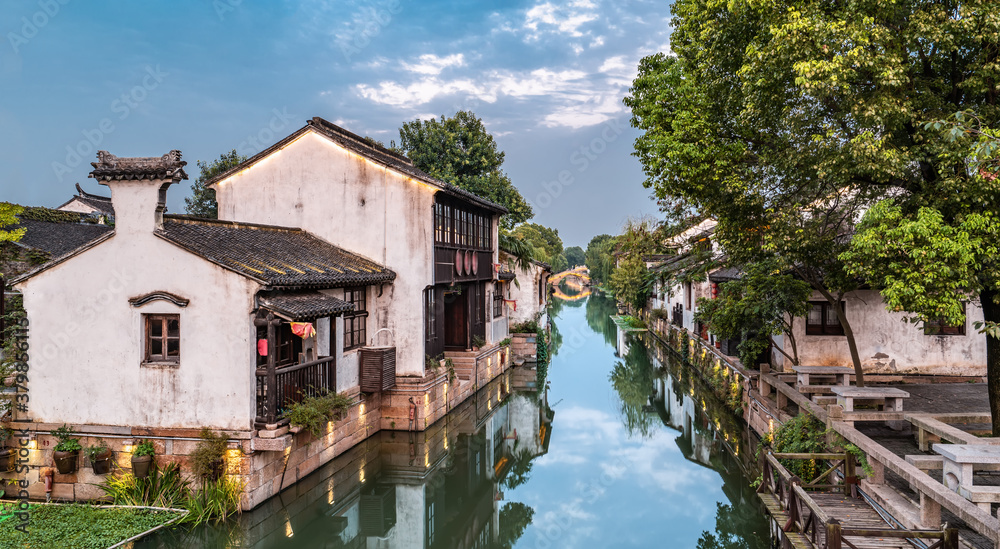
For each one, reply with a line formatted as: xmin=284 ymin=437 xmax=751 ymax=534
xmin=805 ymin=302 xmax=845 ymax=336
xmin=145 ymin=314 xmax=180 ymax=363
xmin=924 ymin=304 xmax=966 ymax=336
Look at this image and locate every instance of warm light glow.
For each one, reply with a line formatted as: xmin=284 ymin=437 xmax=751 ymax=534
xmin=360 ymin=402 xmax=366 ymax=415
xmin=360 ymin=462 xmax=366 ymax=483
xmin=28 ymin=440 xmax=37 ymax=450
xmin=285 ymin=518 xmax=294 ymax=538
xmin=769 ymin=419 xmax=775 ymax=433
xmin=488 ymin=398 xmax=492 ymax=411
xmin=424 ymin=448 xmax=430 ymax=468
xmin=327 ymin=490 xmax=335 ymax=505
xmin=122 ymin=444 xmax=133 ymax=454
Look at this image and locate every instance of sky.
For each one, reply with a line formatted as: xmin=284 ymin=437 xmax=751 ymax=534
xmin=0 ymin=0 xmax=671 ymax=248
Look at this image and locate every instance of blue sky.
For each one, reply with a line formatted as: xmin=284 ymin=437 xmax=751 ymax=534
xmin=0 ymin=0 xmax=670 ymax=247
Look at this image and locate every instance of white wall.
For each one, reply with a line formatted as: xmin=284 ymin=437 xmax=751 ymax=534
xmin=15 ymin=180 xmax=258 ymax=430
xmin=787 ymin=290 xmax=986 ymax=376
xmin=213 ymin=132 xmax=434 ymax=377
xmin=508 ymin=263 xmax=549 ymax=326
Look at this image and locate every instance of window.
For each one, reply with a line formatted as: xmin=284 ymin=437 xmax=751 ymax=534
xmin=493 ymin=282 xmax=504 ymax=318
xmin=924 ymin=304 xmax=966 ymax=335
xmin=425 ymin=289 xmax=437 ymax=343
xmin=344 ymin=287 xmax=368 ymax=350
xmin=806 ymin=301 xmax=846 ymax=336
xmin=433 ymin=199 xmax=492 ymax=250
xmin=145 ymin=314 xmax=180 ymax=363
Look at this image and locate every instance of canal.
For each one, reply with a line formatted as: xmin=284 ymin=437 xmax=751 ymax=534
xmin=138 ymin=293 xmax=772 ymax=548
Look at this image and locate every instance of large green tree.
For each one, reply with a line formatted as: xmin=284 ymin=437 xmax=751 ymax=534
xmin=695 ymin=260 xmax=812 ymax=369
xmin=0 ymin=204 xmax=25 ymax=247
xmin=511 ymin=223 xmax=566 ymax=272
xmin=625 ymin=0 xmax=1000 ymax=390
xmin=585 ymin=234 xmax=616 ymax=285
xmin=564 ymin=246 xmax=585 ymax=269
xmin=397 ymin=111 xmax=533 ymax=231
xmin=184 ymin=150 xmax=247 ymax=219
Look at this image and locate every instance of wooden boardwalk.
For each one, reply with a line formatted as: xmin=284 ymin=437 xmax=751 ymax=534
xmin=810 ymin=493 xmax=909 ymax=549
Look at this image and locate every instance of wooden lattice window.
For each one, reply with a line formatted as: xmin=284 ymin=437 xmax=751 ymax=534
xmin=145 ymin=314 xmax=180 ymax=363
xmin=493 ymin=282 xmax=504 ymax=318
xmin=344 ymin=287 xmax=368 ymax=350
xmin=806 ymin=301 xmax=846 ymax=336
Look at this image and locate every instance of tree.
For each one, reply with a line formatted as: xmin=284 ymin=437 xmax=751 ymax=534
xmin=625 ymin=0 xmax=1000 ymax=386
xmin=608 ymin=255 xmax=651 ymax=311
xmin=511 ymin=223 xmax=566 ymax=272
xmin=0 ymin=203 xmax=25 ymax=247
xmin=695 ymin=260 xmax=812 ymax=369
xmin=184 ymin=150 xmax=247 ymax=219
xmin=397 ymin=111 xmax=533 ymax=231
xmin=585 ymin=234 xmax=616 ymax=285
xmin=495 ymin=502 xmax=534 ymax=549
xmin=564 ymin=246 xmax=585 ymax=269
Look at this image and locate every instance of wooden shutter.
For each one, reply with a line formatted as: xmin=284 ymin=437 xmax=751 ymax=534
xmin=360 ymin=346 xmax=396 ymax=392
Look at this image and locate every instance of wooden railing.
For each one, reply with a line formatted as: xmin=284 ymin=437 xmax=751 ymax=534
xmin=255 ymin=356 xmax=336 ymax=424
xmin=759 ymin=451 xmax=958 ymax=549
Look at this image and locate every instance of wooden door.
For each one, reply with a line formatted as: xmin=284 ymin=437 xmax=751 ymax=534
xmin=444 ymin=288 xmax=468 ymax=349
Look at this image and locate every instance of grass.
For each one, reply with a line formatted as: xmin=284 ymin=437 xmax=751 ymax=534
xmin=0 ymin=503 xmax=182 ymax=549
xmin=610 ymin=315 xmax=647 ymax=331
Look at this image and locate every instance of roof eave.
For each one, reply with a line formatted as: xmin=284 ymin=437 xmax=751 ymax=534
xmin=9 ymin=230 xmax=116 ymax=287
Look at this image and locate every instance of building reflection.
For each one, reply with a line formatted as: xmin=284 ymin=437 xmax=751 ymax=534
xmin=143 ymin=370 xmax=553 ymax=549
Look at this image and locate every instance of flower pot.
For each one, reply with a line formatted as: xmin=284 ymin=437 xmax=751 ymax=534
xmin=53 ymin=450 xmax=79 ymax=474
xmin=90 ymin=449 xmax=114 ymax=475
xmin=0 ymin=449 xmax=13 ymax=473
xmin=131 ymin=455 xmax=153 ymax=479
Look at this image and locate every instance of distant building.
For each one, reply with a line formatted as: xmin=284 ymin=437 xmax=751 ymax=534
xmin=56 ymin=183 xmax=115 ymax=222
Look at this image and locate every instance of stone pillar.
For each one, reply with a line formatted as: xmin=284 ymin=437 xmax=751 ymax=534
xmin=919 ymin=492 xmax=941 ymax=529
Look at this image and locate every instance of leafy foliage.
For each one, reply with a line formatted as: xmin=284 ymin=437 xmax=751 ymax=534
xmin=609 ymin=334 xmax=658 ymax=438
xmin=0 ymin=504 xmax=182 ymax=549
xmin=584 ymin=234 xmax=616 ymax=285
xmin=184 ymin=149 xmax=247 ymax=219
xmin=98 ymin=463 xmax=189 ymax=508
xmin=0 ymin=203 xmax=25 ymax=248
xmin=191 ymin=429 xmax=228 ymax=480
xmin=84 ymin=440 xmax=111 ymax=462
xmin=282 ymin=389 xmax=352 ymax=438
xmin=51 ymin=425 xmax=81 ymax=453
xmin=495 ymin=502 xmax=535 ymax=549
xmin=695 ymin=260 xmax=812 ymax=368
xmin=397 ymin=111 xmax=533 ymax=231
xmin=182 ymin=476 xmax=244 ymax=526
xmin=608 ymin=255 xmax=652 ymax=311
xmin=132 ymin=439 xmax=155 ymax=457
xmin=764 ymin=414 xmax=828 ymax=481
xmin=564 ymin=246 xmax=585 ymax=268
xmin=511 ymin=223 xmax=566 ymax=272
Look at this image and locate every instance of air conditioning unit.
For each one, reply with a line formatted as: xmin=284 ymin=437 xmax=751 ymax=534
xmin=360 ymin=346 xmax=396 ymax=392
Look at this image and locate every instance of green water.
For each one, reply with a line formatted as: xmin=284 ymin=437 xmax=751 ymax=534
xmin=138 ymin=293 xmax=772 ymax=548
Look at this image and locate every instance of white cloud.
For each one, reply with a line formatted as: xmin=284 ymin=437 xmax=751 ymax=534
xmin=523 ymin=0 xmax=600 ymax=40
xmin=401 ymin=53 xmax=466 ymax=76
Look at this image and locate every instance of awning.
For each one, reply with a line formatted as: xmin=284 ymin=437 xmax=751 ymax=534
xmin=259 ymin=291 xmax=355 ymax=321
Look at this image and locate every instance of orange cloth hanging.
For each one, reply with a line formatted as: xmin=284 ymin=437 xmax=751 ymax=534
xmin=504 ymin=299 xmax=517 ymax=312
xmin=257 ymin=339 xmax=268 ymax=356
xmin=290 ymin=322 xmax=316 ymax=339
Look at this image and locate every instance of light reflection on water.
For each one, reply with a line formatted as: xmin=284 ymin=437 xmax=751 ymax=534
xmin=138 ymin=293 xmax=771 ymax=548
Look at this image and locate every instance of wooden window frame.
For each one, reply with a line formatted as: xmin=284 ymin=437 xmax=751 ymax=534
xmin=924 ymin=304 xmax=967 ymax=336
xmin=493 ymin=282 xmax=504 ymax=318
xmin=144 ymin=314 xmax=180 ymax=363
xmin=806 ymin=301 xmax=846 ymax=336
xmin=344 ymin=287 xmax=368 ymax=351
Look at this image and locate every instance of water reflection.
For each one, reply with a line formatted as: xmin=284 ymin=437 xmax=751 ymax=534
xmin=138 ymin=370 xmax=553 ymax=549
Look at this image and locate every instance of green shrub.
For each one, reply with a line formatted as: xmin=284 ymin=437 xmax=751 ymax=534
xmin=283 ymin=390 xmax=352 ymax=438
xmin=132 ymin=439 xmax=155 ymax=457
xmin=98 ymin=463 xmax=190 ymax=508
xmin=182 ymin=476 xmax=244 ymax=525
xmin=84 ymin=441 xmax=111 ymax=462
xmin=51 ymin=425 xmax=81 ymax=452
xmin=510 ymin=320 xmax=540 ymax=333
xmin=0 ymin=504 xmax=182 ymax=549
xmin=191 ymin=430 xmax=228 ymax=480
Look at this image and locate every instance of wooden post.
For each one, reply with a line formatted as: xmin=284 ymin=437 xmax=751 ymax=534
xmin=825 ymin=519 xmax=842 ymax=549
xmin=941 ymin=526 xmax=958 ymax=549
xmin=844 ymin=452 xmax=857 ymax=498
xmin=266 ymin=313 xmax=279 ymax=424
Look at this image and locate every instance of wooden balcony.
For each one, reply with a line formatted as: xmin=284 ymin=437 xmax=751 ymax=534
xmin=255 ymin=356 xmax=336 ymax=425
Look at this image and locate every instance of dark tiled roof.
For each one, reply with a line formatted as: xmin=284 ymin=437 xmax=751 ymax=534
xmin=204 ymin=117 xmax=508 ymax=214
xmin=67 ymin=183 xmax=115 ymax=215
xmin=259 ymin=291 xmax=355 ymax=321
xmin=90 ymin=150 xmax=188 ymax=182
xmin=708 ymin=266 xmax=741 ymax=282
xmin=156 ymin=216 xmax=395 ymax=288
xmin=12 ymin=218 xmax=113 ymax=257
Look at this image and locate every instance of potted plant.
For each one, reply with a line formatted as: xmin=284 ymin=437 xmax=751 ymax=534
xmin=131 ymin=439 xmax=155 ymax=479
xmin=0 ymin=428 xmax=13 ymax=473
xmin=85 ymin=441 xmax=113 ymax=475
xmin=51 ymin=424 xmax=81 ymax=474
xmin=471 ymin=335 xmax=486 ymax=352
